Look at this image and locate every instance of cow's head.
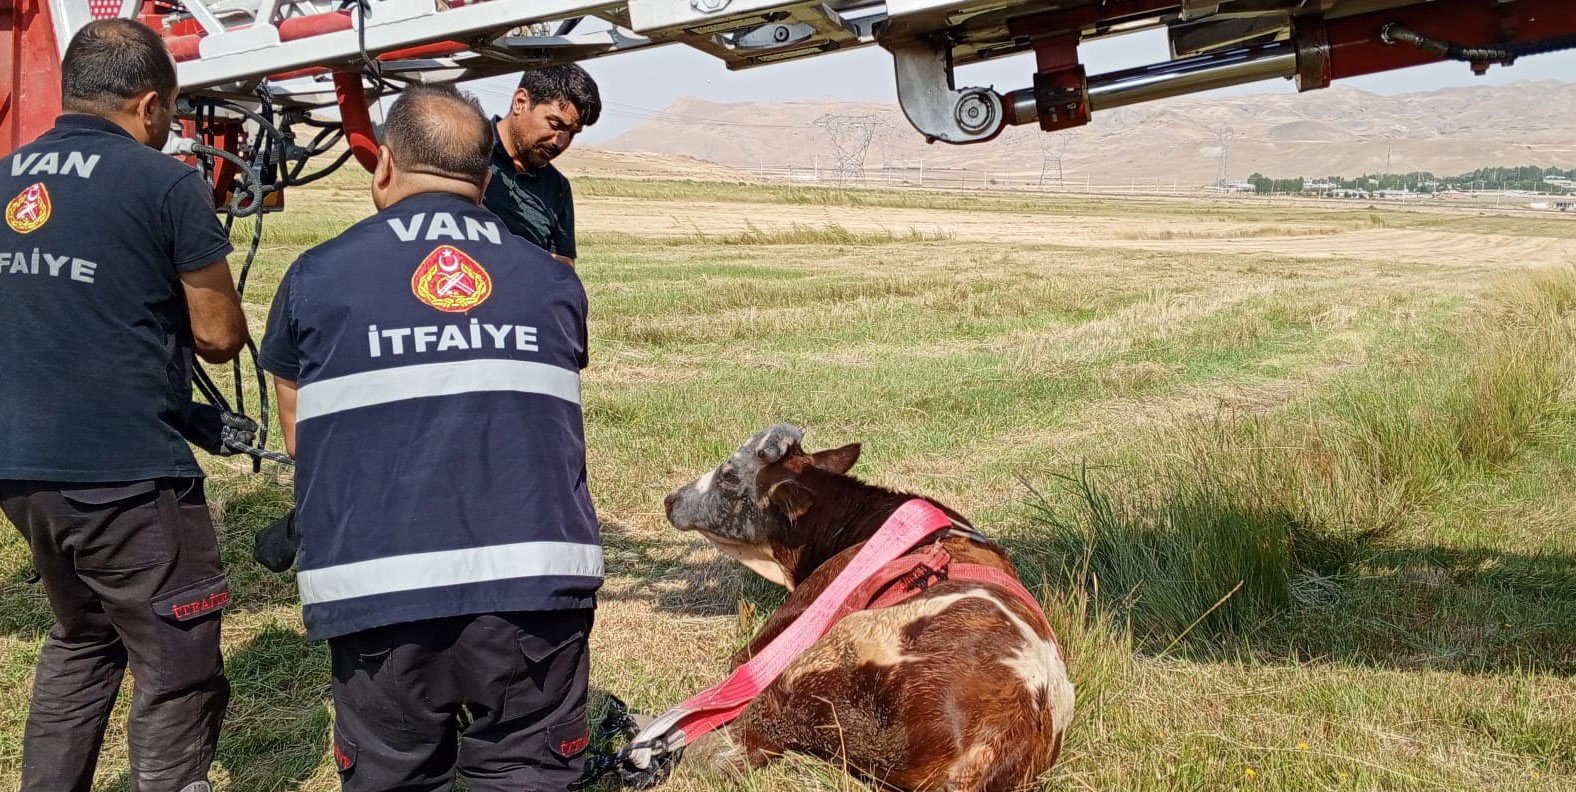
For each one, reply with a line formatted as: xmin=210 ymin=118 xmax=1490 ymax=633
xmin=664 ymin=424 xmax=860 ymax=588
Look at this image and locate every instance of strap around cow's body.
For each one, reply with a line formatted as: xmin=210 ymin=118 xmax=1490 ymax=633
xmin=624 ymin=498 xmax=956 ymax=770
xmin=945 ymin=561 xmax=1057 ymax=636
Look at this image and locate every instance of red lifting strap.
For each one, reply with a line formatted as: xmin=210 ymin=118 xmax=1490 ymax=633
xmin=626 ymin=499 xmax=1055 ymax=769
xmin=626 ymin=499 xmax=955 ymax=768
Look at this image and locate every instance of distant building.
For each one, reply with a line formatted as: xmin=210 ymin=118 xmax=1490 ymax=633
xmin=1211 ymin=181 xmax=1256 ymax=193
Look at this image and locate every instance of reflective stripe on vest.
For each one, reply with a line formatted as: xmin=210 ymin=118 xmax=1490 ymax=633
xmin=297 ymin=539 xmax=603 ymax=605
xmin=296 ymin=358 xmax=581 ymax=422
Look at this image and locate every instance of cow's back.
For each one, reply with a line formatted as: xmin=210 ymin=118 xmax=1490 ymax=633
xmin=736 ymin=578 xmax=1073 ymax=791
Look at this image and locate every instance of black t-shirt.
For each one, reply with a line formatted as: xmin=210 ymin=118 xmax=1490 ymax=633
xmin=0 ymin=114 xmax=234 ymax=482
xmin=483 ymin=118 xmax=577 ymax=260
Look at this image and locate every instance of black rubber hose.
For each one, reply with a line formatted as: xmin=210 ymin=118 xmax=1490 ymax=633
xmin=190 ymin=142 xmax=265 ymax=217
xmin=228 ymin=164 xmax=267 ymax=469
xmin=1381 ymin=23 xmax=1576 ymax=64
xmin=286 ymin=148 xmax=355 ymax=187
xmin=210 ymin=98 xmax=287 ymax=146
xmin=278 ymin=126 xmax=344 ymax=183
xmin=305 ymin=126 xmax=344 ymax=156
xmin=185 ymin=139 xmax=288 ymax=468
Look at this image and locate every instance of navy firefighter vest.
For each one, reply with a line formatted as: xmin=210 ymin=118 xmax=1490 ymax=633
xmin=258 ymin=191 xmax=601 ymax=640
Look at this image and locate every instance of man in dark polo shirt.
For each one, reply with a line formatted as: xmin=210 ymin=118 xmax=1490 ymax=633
xmin=485 ymin=64 xmax=601 ymax=267
xmin=0 ymin=19 xmax=249 ymax=792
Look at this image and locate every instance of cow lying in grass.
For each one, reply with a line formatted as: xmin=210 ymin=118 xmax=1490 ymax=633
xmin=659 ymin=424 xmax=1074 ymax=792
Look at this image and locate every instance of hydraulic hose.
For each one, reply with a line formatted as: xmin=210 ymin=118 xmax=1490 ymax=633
xmin=1380 ymin=23 xmax=1576 ymax=64
xmin=175 ymin=136 xmax=290 ymax=467
xmin=286 ymin=147 xmax=355 ymax=187
xmin=186 ymin=141 xmax=266 ymax=217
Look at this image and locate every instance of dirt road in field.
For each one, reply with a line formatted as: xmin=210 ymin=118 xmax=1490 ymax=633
xmin=1101 ymin=227 xmax=1576 ymax=269
xmin=577 ymin=195 xmax=1576 ymax=268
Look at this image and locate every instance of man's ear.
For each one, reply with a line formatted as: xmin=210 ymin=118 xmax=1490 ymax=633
xmin=132 ymin=90 xmax=161 ymax=124
xmin=810 ymin=443 xmax=861 ymax=475
xmin=370 ymin=145 xmax=395 ymax=209
xmin=512 ymin=87 xmax=532 ymax=115
xmin=373 ymin=145 xmax=395 ymax=187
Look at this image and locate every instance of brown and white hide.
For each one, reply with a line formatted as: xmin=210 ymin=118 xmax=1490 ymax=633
xmin=662 ymin=424 xmax=1074 ymax=792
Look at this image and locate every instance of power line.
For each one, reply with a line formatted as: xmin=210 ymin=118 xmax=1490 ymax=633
xmin=599 ymin=101 xmax=805 ymax=129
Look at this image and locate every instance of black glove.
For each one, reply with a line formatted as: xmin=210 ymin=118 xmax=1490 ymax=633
xmin=178 ymin=402 xmax=258 ymax=456
xmin=253 ymin=509 xmax=301 ymax=573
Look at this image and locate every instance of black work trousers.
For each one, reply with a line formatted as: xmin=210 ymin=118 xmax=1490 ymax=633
xmin=328 ymin=609 xmax=593 ymax=792
xmin=0 ymin=478 xmax=230 ymax=792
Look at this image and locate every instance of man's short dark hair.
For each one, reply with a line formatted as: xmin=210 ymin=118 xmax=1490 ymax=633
xmin=61 ymin=19 xmax=177 ymax=114
xmin=517 ymin=64 xmax=601 ymax=127
xmin=381 ymin=84 xmax=493 ymax=187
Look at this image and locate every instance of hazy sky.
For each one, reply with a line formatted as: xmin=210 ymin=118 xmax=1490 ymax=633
xmin=464 ymin=27 xmax=1576 ymax=144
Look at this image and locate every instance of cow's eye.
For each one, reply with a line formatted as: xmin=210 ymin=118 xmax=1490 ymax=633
xmin=717 ymin=465 xmax=739 ymax=486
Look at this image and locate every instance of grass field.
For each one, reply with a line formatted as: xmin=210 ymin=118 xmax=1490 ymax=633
xmin=2 ymin=167 xmax=1574 ymax=791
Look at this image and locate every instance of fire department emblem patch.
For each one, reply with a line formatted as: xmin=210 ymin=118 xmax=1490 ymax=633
xmin=5 ymin=182 xmax=52 ymax=234
xmin=411 ymin=244 xmax=492 ymax=312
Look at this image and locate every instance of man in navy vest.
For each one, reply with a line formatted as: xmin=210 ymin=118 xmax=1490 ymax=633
xmin=259 ymin=84 xmax=602 ymax=791
xmin=0 ymin=19 xmax=249 ymax=792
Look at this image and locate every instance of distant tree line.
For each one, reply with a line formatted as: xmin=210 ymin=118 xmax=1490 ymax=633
xmin=1244 ymin=165 xmax=1576 ymax=195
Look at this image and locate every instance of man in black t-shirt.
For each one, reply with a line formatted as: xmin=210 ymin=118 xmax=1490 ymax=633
xmin=484 ymin=64 xmax=600 ymax=267
xmin=0 ymin=19 xmax=248 ymax=792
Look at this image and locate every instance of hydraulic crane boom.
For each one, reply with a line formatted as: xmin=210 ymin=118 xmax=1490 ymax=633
xmin=7 ymin=0 xmax=1576 ymax=198
xmin=5 ymin=0 xmax=1574 ymax=470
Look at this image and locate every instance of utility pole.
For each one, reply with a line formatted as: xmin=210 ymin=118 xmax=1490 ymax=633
xmin=814 ymin=114 xmax=887 ymax=187
xmin=1038 ymin=134 xmax=1069 ymax=190
xmin=1212 ymin=126 xmax=1234 ymax=188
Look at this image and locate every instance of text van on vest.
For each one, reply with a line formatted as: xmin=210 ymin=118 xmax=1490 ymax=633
xmin=10 ymin=151 xmax=100 ymax=179
xmin=387 ymin=212 xmax=502 ymax=245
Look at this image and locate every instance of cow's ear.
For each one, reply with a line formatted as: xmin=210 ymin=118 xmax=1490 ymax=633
xmin=810 ymin=443 xmax=861 ymax=475
xmin=762 ymin=472 xmax=815 ymax=521
xmin=755 ymin=424 xmax=805 ymax=464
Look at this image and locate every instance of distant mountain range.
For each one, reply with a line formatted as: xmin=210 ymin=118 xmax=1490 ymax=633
xmin=601 ymin=80 xmax=1576 ymax=186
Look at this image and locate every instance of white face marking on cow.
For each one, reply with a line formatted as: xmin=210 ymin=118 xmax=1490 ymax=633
xmin=693 ymin=468 xmax=717 ymax=494
xmin=664 ymin=424 xmax=804 ymax=547
xmin=699 ymin=532 xmax=794 ymax=589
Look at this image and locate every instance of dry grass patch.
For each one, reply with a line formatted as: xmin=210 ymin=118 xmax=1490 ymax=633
xmin=3 ymin=178 xmax=1575 ymax=791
